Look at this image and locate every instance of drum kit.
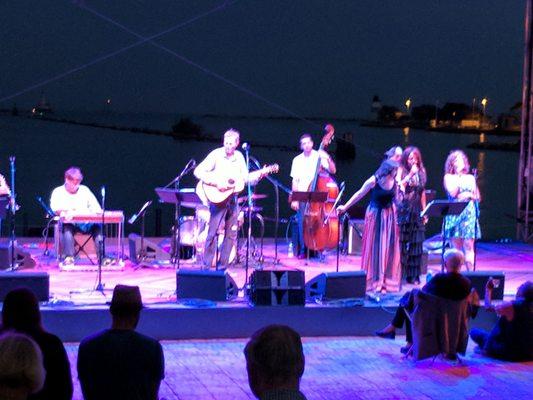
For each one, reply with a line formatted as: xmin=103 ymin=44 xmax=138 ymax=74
xmin=176 ymin=190 xmax=268 ymax=265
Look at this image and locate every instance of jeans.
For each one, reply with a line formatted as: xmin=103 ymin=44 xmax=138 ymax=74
xmin=203 ymin=196 xmax=239 ymax=268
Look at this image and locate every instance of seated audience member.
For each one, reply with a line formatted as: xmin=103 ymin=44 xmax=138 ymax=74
xmin=244 ymin=324 xmax=307 ymax=400
xmin=77 ymin=285 xmax=165 ymax=400
xmin=0 ymin=332 xmax=45 ymax=400
xmin=470 ymin=280 xmax=533 ymax=361
xmin=375 ymin=248 xmax=473 ymax=354
xmin=0 ymin=288 xmax=72 ymax=400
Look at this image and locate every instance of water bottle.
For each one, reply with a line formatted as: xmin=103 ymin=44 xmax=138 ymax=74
xmin=287 ymin=242 xmax=294 ymax=258
xmin=426 ymin=270 xmax=433 ymax=284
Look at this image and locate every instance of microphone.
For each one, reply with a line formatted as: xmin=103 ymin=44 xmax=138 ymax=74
xmin=242 ymin=142 xmax=249 ymax=151
xmin=187 ymin=158 xmax=196 ymax=169
xmin=472 ymin=168 xmax=478 ymax=179
xmin=101 ymin=186 xmax=106 ymax=198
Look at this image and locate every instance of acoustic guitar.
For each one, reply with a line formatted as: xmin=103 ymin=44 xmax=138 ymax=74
xmin=197 ymin=164 xmax=279 ymax=205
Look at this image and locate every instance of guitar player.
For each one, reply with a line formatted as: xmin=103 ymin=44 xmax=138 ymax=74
xmin=194 ymin=129 xmax=267 ymax=270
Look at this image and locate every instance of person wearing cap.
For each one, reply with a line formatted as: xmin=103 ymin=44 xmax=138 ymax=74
xmin=77 ymin=285 xmax=165 ymax=400
xmin=50 ymin=166 xmax=103 ymax=266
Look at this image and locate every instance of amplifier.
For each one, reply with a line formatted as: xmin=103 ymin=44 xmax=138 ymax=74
xmin=347 ymin=219 xmax=365 ymax=255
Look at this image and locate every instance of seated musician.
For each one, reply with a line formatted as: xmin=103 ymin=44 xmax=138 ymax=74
xmin=50 ymin=167 xmax=103 ymax=265
xmin=194 ymin=129 xmax=265 ymax=270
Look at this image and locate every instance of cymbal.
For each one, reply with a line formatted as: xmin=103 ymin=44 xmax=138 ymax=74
xmin=237 ymin=193 xmax=267 ymax=203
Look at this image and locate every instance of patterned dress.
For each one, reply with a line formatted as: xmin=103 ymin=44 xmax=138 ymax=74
xmin=444 ymin=174 xmax=481 ymax=240
xmin=360 ymin=178 xmax=402 ymax=292
xmin=397 ymin=170 xmax=426 ymax=280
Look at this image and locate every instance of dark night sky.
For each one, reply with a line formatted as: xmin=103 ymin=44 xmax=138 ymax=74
xmin=0 ymin=0 xmax=526 ymax=117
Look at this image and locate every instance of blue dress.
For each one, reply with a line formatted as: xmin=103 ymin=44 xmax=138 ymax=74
xmin=444 ymin=175 xmax=481 ymax=240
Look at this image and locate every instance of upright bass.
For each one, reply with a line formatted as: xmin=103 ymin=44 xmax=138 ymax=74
xmin=303 ymin=125 xmax=340 ymax=251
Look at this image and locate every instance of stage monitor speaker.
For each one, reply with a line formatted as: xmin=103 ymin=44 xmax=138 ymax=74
xmin=463 ymin=271 xmax=505 ymax=300
xmin=0 ymin=272 xmax=49 ymax=302
xmin=250 ymin=269 xmax=305 ymax=306
xmin=176 ymin=269 xmax=237 ymax=301
xmin=306 ymin=271 xmax=367 ymax=301
xmin=347 ymin=219 xmax=364 ymax=255
xmin=128 ymin=233 xmax=171 ymax=263
xmin=0 ymin=243 xmax=36 ymax=270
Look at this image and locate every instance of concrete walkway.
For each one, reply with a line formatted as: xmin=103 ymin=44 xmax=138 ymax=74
xmin=65 ymin=336 xmax=532 ymax=400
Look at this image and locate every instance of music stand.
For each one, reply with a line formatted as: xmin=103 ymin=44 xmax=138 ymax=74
xmin=155 ymin=187 xmax=202 ymax=269
xmin=421 ymin=200 xmax=468 ymax=272
xmin=291 ymin=191 xmax=328 ymax=204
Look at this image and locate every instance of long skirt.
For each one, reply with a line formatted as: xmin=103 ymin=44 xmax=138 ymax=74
xmin=360 ymin=204 xmax=402 ymax=292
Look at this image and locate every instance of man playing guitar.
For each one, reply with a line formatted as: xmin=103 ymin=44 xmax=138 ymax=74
xmin=194 ymin=129 xmax=276 ymax=269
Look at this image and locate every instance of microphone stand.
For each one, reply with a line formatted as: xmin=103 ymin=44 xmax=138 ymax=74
xmin=95 ymin=186 xmax=106 ymax=292
xmin=8 ymin=157 xmax=17 ymax=271
xmin=250 ymin=156 xmax=291 ymax=265
xmin=129 ymin=200 xmax=153 ymax=266
xmin=244 ymin=146 xmax=253 ymax=289
xmin=164 ymin=160 xmax=195 ymax=270
xmin=472 ymin=169 xmax=479 ymax=271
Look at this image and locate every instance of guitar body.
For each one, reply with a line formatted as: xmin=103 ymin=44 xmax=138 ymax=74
xmin=197 ymin=164 xmax=279 ymax=205
xmin=199 ymin=178 xmax=245 ymax=205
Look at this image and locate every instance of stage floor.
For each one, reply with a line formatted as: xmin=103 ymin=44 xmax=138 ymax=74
xmin=8 ymin=238 xmax=533 ymax=306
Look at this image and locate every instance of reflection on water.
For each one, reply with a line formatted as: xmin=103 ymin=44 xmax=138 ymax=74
xmin=402 ymin=127 xmax=410 ymax=143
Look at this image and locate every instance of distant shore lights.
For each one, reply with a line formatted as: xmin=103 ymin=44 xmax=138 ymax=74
xmin=405 ymin=98 xmax=412 ymax=114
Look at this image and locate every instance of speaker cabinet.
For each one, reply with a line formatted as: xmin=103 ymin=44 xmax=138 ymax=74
xmin=0 ymin=272 xmax=49 ymax=302
xmin=176 ymin=269 xmax=237 ymax=301
xmin=128 ymin=234 xmax=171 ymax=263
xmin=463 ymin=271 xmax=505 ymax=300
xmin=250 ymin=269 xmax=305 ymax=306
xmin=0 ymin=243 xmax=36 ymax=270
xmin=306 ymin=271 xmax=367 ymax=301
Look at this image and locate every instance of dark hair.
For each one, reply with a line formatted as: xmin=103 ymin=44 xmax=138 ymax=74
xmin=299 ymin=133 xmax=312 ymax=143
xmin=517 ymin=281 xmax=533 ymax=303
xmin=375 ymin=159 xmax=399 ymax=179
xmin=384 ymin=146 xmax=402 ymax=160
xmin=1 ymin=288 xmax=43 ymax=334
xmin=244 ymin=325 xmax=305 ymax=386
xmin=400 ymin=146 xmax=427 ymax=185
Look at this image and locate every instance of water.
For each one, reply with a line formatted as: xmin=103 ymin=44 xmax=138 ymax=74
xmin=0 ymin=111 xmax=518 ymax=240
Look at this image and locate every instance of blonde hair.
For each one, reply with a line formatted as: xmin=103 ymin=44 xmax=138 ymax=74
xmin=0 ymin=332 xmax=45 ymax=395
xmin=64 ymin=166 xmax=83 ymax=181
xmin=224 ymin=129 xmax=240 ymax=142
xmin=444 ymin=150 xmax=470 ymax=175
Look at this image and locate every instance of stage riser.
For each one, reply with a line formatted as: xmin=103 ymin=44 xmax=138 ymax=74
xmin=40 ymin=306 xmax=499 ymax=342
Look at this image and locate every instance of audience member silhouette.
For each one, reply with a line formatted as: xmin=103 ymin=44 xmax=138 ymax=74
xmin=77 ymin=284 xmax=165 ymax=400
xmin=375 ymin=248 xmax=473 ymax=354
xmin=0 ymin=288 xmax=72 ymax=400
xmin=0 ymin=331 xmax=45 ymax=400
xmin=470 ymin=280 xmax=533 ymax=361
xmin=244 ymin=324 xmax=307 ymax=400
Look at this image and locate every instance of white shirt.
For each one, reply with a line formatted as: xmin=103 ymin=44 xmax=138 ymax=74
xmin=194 ymin=147 xmax=248 ymax=185
xmin=50 ymin=184 xmax=102 ymax=213
xmin=290 ymin=150 xmax=320 ymax=191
